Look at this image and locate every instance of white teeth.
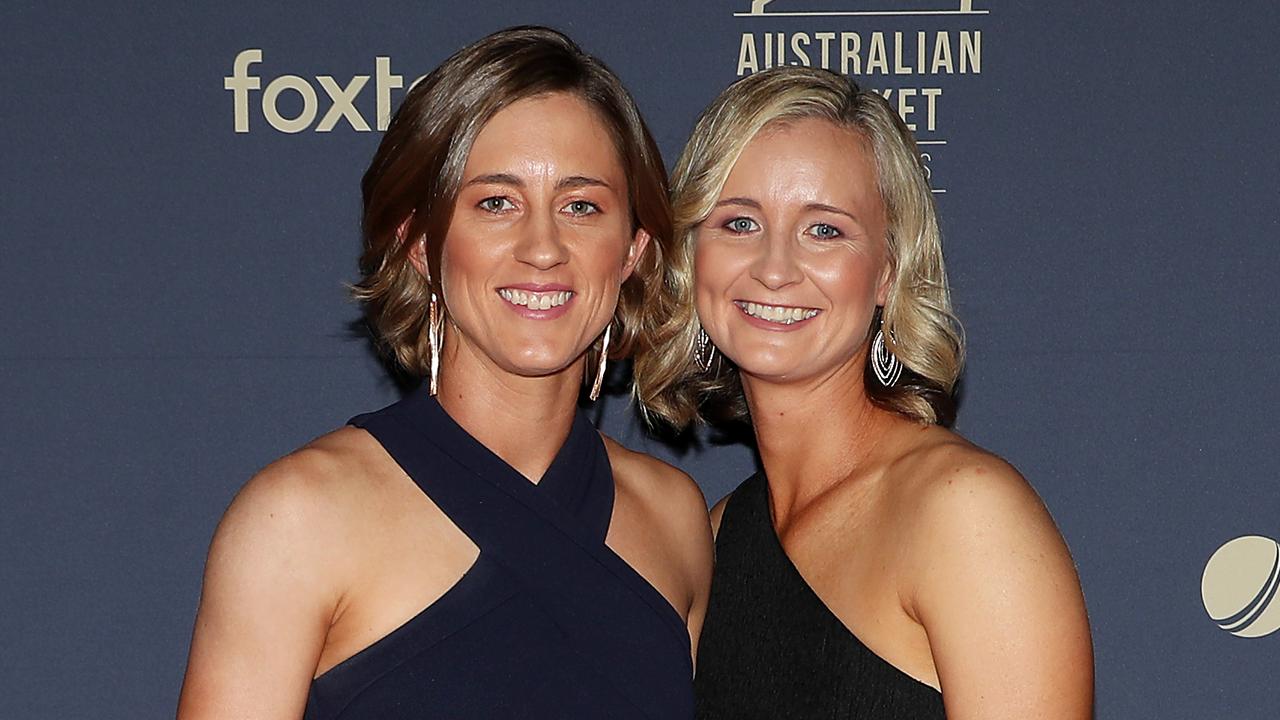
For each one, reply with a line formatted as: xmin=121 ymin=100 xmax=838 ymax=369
xmin=735 ymin=301 xmax=819 ymax=325
xmin=498 ymin=288 xmax=574 ymax=309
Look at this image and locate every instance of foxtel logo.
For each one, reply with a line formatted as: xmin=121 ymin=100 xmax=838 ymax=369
xmin=223 ymin=49 xmax=428 ymax=134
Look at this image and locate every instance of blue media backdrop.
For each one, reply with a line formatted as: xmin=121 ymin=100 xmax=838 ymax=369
xmin=2 ymin=1 xmax=1278 ymax=717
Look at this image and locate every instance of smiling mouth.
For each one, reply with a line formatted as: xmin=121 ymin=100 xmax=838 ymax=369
xmin=734 ymin=300 xmax=821 ymax=325
xmin=498 ymin=288 xmax=575 ymax=311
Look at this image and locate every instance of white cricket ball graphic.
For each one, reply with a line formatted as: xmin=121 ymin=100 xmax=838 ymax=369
xmin=1201 ymin=535 xmax=1280 ymax=638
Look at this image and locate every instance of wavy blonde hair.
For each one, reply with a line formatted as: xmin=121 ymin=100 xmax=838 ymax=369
xmin=634 ymin=66 xmax=963 ymax=427
xmin=353 ymin=27 xmax=672 ymax=383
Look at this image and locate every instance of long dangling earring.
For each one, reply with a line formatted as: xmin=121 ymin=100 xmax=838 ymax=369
xmin=589 ymin=323 xmax=611 ymax=402
xmin=428 ymin=291 xmax=441 ymax=396
xmin=871 ymin=316 xmax=903 ymax=388
xmin=695 ymin=327 xmax=717 ymax=373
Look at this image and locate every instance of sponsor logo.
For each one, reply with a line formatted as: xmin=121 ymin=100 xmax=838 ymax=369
xmin=223 ymin=49 xmax=425 ymax=134
xmin=739 ymin=0 xmax=985 ymax=16
xmin=1202 ymin=535 xmax=1280 ymax=638
xmin=730 ymin=2 xmax=991 ymax=193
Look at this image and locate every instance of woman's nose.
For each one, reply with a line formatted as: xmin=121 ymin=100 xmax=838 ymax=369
xmin=748 ymin=232 xmax=804 ymax=290
xmin=513 ymin=209 xmax=570 ymax=270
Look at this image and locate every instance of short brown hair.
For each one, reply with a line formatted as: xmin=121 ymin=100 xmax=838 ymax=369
xmin=635 ymin=67 xmax=963 ymax=427
xmin=354 ymin=26 xmax=672 ymax=380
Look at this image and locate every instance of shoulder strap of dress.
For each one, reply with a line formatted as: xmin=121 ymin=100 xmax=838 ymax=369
xmin=346 ymin=391 xmax=495 ymax=539
xmin=715 ymin=472 xmax=769 ymax=555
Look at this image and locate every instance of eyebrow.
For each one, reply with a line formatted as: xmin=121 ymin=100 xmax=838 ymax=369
xmin=714 ymin=197 xmax=763 ymax=210
xmin=463 ymin=173 xmax=613 ymax=191
xmin=714 ymin=197 xmax=861 ymax=223
xmin=465 ymin=173 xmax=522 ymax=187
xmin=557 ymin=175 xmax=612 ymax=191
xmin=805 ymin=202 xmax=860 ymax=223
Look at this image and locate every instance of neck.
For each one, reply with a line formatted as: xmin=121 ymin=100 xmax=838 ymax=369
xmin=741 ymin=357 xmax=896 ymax=516
xmin=434 ymin=327 xmax=587 ymax=483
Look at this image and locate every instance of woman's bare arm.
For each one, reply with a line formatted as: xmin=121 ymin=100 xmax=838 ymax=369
xmin=910 ymin=450 xmax=1094 ymax=719
xmin=177 ymin=449 xmax=348 ymax=719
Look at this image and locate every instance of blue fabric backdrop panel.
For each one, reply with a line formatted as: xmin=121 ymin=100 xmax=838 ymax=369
xmin=2 ymin=1 xmax=1277 ymax=717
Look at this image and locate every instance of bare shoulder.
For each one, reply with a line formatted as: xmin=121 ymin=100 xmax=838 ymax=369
xmin=601 ymin=433 xmax=710 ymax=526
xmin=211 ymin=426 xmax=395 ymax=578
xmin=600 ymin=433 xmax=714 ymax=637
xmin=885 ymin=431 xmax=1094 ymax=715
xmin=226 ymin=428 xmax=380 ymax=527
xmin=888 ymin=427 xmax=1050 ymax=539
xmin=887 ymin=425 xmax=1085 ymax=622
xmin=194 ymin=426 xmax=393 ymax=638
xmin=600 ymin=433 xmax=713 ymax=579
xmin=180 ymin=427 xmax=395 ymax=717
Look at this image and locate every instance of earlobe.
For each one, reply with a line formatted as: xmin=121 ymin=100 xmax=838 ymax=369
xmin=622 ymin=228 xmax=652 ymax=280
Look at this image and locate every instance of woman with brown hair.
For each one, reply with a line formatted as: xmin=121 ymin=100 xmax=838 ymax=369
xmin=637 ymin=66 xmax=1092 ymax=718
xmin=178 ymin=27 xmax=711 ymax=719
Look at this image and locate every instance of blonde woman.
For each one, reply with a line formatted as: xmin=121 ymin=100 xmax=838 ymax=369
xmin=637 ymin=67 xmax=1092 ymax=718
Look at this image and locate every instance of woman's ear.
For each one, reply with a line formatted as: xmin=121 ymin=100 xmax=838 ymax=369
xmin=400 ymin=216 xmax=431 ymax=280
xmin=875 ymin=236 xmax=895 ymax=305
xmin=622 ymin=228 xmax=652 ymax=281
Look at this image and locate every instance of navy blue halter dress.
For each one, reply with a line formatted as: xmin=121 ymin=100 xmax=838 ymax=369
xmin=303 ymin=389 xmax=694 ymax=719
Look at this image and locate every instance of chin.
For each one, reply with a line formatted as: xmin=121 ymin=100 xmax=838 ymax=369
xmin=733 ymin=348 xmax=838 ymax=384
xmin=740 ymin=369 xmax=807 ymax=385
xmin=498 ymin=344 xmax=583 ymax=378
xmin=724 ymin=342 xmax=793 ymax=370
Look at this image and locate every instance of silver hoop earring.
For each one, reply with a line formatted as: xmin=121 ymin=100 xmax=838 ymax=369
xmin=428 ymin=291 xmax=441 ymax=396
xmin=589 ymin=323 xmax=611 ymax=402
xmin=871 ymin=323 xmax=903 ymax=388
xmin=695 ymin=327 xmax=717 ymax=373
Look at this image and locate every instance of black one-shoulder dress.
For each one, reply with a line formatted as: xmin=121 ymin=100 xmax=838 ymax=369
xmin=695 ymin=473 xmax=945 ymax=719
xmin=303 ymin=389 xmax=693 ymax=719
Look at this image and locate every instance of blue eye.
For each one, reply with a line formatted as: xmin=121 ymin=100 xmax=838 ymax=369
xmin=808 ymin=223 xmax=842 ymax=240
xmin=565 ymin=200 xmax=600 ymax=216
xmin=479 ymin=197 xmax=515 ymax=213
xmin=725 ymin=217 xmax=759 ymax=234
